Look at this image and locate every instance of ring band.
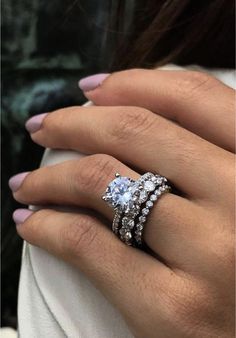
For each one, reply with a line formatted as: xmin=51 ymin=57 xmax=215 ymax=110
xmin=102 ymin=172 xmax=171 ymax=247
xmin=118 ymin=173 xmax=168 ymax=246
xmin=133 ymin=184 xmax=170 ymax=246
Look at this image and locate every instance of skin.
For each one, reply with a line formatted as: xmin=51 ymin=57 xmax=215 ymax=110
xmin=12 ymin=69 xmax=235 ymax=337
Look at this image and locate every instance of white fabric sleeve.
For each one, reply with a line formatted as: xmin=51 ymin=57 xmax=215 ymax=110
xmin=18 ymin=68 xmax=235 ymax=338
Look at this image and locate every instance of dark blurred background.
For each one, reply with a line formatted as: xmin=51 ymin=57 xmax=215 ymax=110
xmin=1 ymin=0 xmax=114 ymax=328
xmin=2 ymin=0 xmax=235 ymax=330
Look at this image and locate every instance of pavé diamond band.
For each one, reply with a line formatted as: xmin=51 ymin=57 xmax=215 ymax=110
xmin=133 ymin=183 xmax=171 ymax=246
xmin=119 ymin=173 xmax=170 ymax=246
xmin=102 ymin=172 xmax=171 ymax=247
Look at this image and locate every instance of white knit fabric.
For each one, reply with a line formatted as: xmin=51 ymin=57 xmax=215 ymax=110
xmin=18 ymin=66 xmax=235 ymax=338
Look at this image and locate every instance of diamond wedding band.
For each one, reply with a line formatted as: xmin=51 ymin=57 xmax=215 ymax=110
xmin=102 ymin=172 xmax=171 ymax=247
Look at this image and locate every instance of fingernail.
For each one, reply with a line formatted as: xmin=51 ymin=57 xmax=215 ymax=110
xmin=13 ymin=209 xmax=33 ymax=225
xmin=25 ymin=113 xmax=48 ymax=133
xmin=9 ymin=172 xmax=30 ymax=192
xmin=78 ymin=73 xmax=110 ymax=92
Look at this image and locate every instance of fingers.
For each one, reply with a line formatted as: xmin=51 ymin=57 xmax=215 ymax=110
xmin=15 ymin=208 xmax=179 ymax=332
xmin=13 ymin=154 xmax=139 ymax=220
xmin=27 ymin=106 xmax=232 ymax=199
xmin=82 ymin=69 xmax=235 ymax=152
xmin=11 ymin=154 xmax=209 ymax=269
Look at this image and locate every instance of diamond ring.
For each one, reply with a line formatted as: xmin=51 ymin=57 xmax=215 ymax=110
xmin=102 ymin=173 xmax=171 ymax=247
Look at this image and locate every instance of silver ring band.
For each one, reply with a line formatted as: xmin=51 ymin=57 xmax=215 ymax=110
xmin=133 ymin=184 xmax=171 ymax=246
xmin=118 ymin=173 xmax=167 ymax=245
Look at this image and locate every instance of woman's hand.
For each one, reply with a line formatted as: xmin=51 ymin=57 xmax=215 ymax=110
xmin=10 ymin=69 xmax=235 ymax=337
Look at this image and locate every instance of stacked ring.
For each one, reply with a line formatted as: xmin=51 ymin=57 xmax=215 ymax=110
xmin=118 ymin=173 xmax=169 ymax=246
xmin=102 ymin=172 xmax=171 ymax=248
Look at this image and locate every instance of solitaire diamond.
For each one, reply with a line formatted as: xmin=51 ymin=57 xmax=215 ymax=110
xmin=104 ymin=176 xmax=135 ymax=210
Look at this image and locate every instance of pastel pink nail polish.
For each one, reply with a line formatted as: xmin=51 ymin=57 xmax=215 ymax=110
xmin=9 ymin=172 xmax=30 ymax=192
xmin=78 ymin=73 xmax=110 ymax=92
xmin=13 ymin=209 xmax=33 ymax=225
xmin=25 ymin=113 xmax=48 ymax=133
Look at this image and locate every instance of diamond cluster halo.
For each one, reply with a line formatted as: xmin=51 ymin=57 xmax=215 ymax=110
xmin=103 ymin=172 xmax=171 ymax=247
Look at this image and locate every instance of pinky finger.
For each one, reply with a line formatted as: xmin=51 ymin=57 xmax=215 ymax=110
xmin=14 ymin=208 xmax=178 ymax=334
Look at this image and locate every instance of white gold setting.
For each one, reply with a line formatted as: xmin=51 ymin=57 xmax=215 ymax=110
xmin=102 ymin=173 xmax=171 ymax=247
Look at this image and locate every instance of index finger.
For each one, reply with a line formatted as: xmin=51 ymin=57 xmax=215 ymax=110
xmin=80 ymin=69 xmax=235 ymax=152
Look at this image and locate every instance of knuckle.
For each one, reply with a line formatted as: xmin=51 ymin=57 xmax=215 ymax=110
xmin=62 ymin=215 xmax=98 ymax=257
xmin=76 ymin=154 xmax=117 ymax=193
xmin=110 ymin=107 xmax=155 ymax=143
xmin=175 ymin=71 xmax=217 ymax=100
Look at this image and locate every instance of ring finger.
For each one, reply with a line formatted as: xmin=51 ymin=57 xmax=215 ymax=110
xmin=10 ymin=153 xmax=200 ymax=268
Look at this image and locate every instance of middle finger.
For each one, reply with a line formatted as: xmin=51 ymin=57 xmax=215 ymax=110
xmin=26 ymin=106 xmax=231 ymax=199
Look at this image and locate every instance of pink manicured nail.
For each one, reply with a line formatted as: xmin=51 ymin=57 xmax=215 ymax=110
xmin=78 ymin=73 xmax=110 ymax=92
xmin=9 ymin=172 xmax=30 ymax=192
xmin=13 ymin=209 xmax=33 ymax=225
xmin=25 ymin=113 xmax=48 ymax=133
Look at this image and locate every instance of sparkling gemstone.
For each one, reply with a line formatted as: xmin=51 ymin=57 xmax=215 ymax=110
xmin=122 ymin=217 xmax=129 ymax=225
xmin=142 ymin=208 xmax=149 ymax=216
xmin=146 ymin=201 xmax=153 ymax=208
xmin=124 ymin=231 xmax=132 ymax=241
xmin=142 ymin=172 xmax=153 ymax=180
xmin=150 ymin=194 xmax=157 ymax=202
xmin=139 ymin=190 xmax=148 ymax=203
xmin=122 ymin=217 xmax=135 ymax=229
xmin=105 ymin=177 xmax=135 ymax=210
xmin=119 ymin=228 xmax=126 ymax=236
xmin=136 ymin=223 xmax=144 ymax=230
xmin=156 ymin=177 xmax=163 ymax=184
xmin=155 ymin=190 xmax=161 ymax=196
xmin=125 ymin=205 xmax=140 ymax=217
xmin=139 ymin=215 xmax=146 ymax=223
xmin=144 ymin=180 xmax=156 ymax=192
